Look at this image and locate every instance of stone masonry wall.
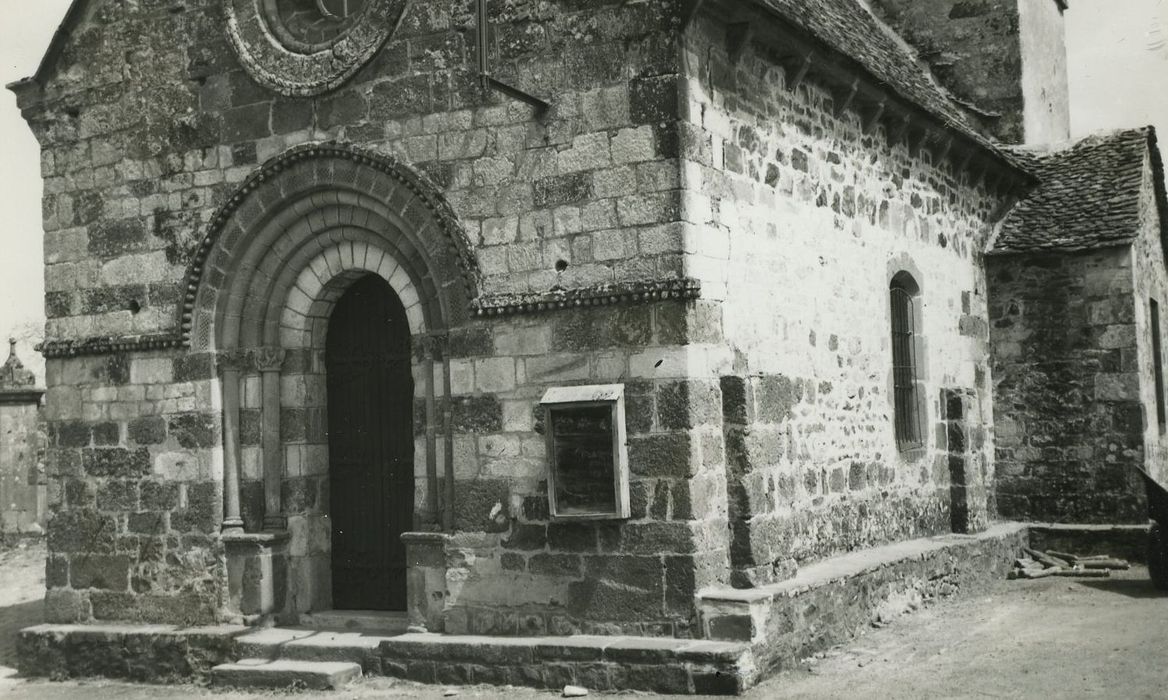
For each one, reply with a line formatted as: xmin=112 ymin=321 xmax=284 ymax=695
xmin=679 ymin=12 xmax=1004 ymax=585
xmin=1131 ymin=155 xmax=1168 ymax=485
xmin=867 ymin=0 xmax=1070 ymax=145
xmin=39 ymin=352 xmax=226 ymax=624
xmin=439 ymin=301 xmax=731 ymax=638
xmin=988 ymin=246 xmax=1147 ymax=523
xmin=15 ymin=0 xmax=738 ymax=631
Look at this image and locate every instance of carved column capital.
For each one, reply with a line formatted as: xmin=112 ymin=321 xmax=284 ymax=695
xmin=421 ymin=332 xmax=449 ymax=361
xmin=216 ymin=349 xmax=250 ymax=376
xmin=253 ymin=347 xmax=287 ymax=373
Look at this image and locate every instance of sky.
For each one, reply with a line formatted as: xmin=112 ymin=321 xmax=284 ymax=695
xmin=0 ymin=0 xmax=1167 ymax=384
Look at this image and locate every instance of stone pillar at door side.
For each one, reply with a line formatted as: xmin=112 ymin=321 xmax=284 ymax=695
xmin=280 ymin=345 xmax=332 ymax=615
xmin=218 ymin=353 xmax=246 ymax=534
xmin=401 ymin=532 xmax=449 ymax=632
xmin=256 ymin=347 xmax=287 ymax=530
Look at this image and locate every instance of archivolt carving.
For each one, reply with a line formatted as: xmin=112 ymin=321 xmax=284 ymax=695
xmin=181 ymin=141 xmax=480 ymax=351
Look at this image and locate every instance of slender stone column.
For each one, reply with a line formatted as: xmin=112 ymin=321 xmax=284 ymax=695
xmin=219 ymin=352 xmax=246 ymax=534
xmin=437 ymin=335 xmax=455 ymax=532
xmin=422 ymin=335 xmax=440 ymax=527
xmin=255 ymin=347 xmax=287 ymax=530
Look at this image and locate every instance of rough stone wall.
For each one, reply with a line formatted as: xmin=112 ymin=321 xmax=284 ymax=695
xmin=988 ymin=245 xmax=1147 ymax=523
xmin=0 ymin=400 xmax=47 ymax=534
xmin=439 ymin=302 xmax=731 ymax=637
xmin=39 ymin=352 xmax=226 ymax=624
xmin=867 ymin=0 xmax=1070 ymax=145
xmin=680 ymin=13 xmax=1002 ymax=586
xmin=1131 ymin=156 xmax=1168 ymax=486
xmin=15 ymin=0 xmax=739 ymax=632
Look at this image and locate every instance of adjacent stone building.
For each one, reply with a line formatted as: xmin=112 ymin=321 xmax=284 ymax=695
xmin=5 ymin=0 xmax=1165 ymax=687
xmin=989 ymin=127 xmax=1168 ymax=522
xmin=868 ymin=0 xmax=1071 ymax=145
xmin=0 ymin=339 xmax=47 ymax=535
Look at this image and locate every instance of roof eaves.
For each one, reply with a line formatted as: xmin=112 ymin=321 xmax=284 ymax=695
xmin=4 ymin=0 xmax=89 ymax=96
xmin=737 ymin=0 xmax=1035 ymax=185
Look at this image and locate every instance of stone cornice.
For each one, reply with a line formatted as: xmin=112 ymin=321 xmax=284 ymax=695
xmin=39 ymin=279 xmax=705 ymax=358
xmin=471 ymin=278 xmax=702 ymax=318
xmin=39 ymin=334 xmax=183 ymax=359
xmin=0 ymin=389 xmax=45 ymax=405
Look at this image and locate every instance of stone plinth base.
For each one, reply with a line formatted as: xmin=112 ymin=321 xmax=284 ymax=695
xmin=401 ymin=531 xmax=449 ymax=633
xmin=224 ymin=531 xmax=290 ymax=620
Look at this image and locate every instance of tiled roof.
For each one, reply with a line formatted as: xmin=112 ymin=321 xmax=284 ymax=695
xmin=749 ymin=0 xmax=1025 ymax=170
xmin=990 ymin=127 xmax=1167 ymax=254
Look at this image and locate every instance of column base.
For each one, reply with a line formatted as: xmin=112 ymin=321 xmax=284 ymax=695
xmin=401 ymin=532 xmax=450 ymax=633
xmin=224 ymin=530 xmax=291 ymax=617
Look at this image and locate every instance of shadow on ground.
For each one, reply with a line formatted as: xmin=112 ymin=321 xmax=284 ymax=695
xmin=0 ymin=600 xmax=42 ymax=671
xmin=1077 ymin=574 xmax=1168 ymax=599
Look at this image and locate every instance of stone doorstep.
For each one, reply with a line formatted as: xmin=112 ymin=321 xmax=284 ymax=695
xmin=298 ymin=609 xmax=410 ymax=634
xmin=211 ymin=658 xmax=362 ymax=690
xmin=236 ymin=627 xmax=396 ymax=672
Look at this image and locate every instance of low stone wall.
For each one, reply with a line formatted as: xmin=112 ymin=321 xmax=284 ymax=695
xmin=17 ymin=623 xmax=246 ymax=682
xmin=698 ymin=523 xmax=1029 ymax=678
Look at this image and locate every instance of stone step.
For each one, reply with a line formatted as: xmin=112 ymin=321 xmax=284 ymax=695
xmin=299 ymin=610 xmax=410 ymax=634
xmin=211 ymin=658 xmax=361 ymax=690
xmin=235 ymin=627 xmax=398 ymax=673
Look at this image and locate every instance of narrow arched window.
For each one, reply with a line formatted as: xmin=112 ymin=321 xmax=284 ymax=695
xmin=890 ymin=272 xmax=923 ymax=449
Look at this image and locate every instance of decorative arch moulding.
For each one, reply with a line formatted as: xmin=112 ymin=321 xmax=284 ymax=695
xmin=179 ymin=141 xmax=482 ymax=348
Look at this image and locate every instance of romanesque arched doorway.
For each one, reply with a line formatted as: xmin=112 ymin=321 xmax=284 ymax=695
xmin=183 ymin=143 xmax=480 ymax=618
xmin=326 ymin=274 xmax=414 ymax=611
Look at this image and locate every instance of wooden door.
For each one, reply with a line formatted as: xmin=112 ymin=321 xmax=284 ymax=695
xmin=326 ymin=274 xmax=414 ymax=611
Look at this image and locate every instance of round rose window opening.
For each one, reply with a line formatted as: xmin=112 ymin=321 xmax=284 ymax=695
xmin=264 ymin=0 xmax=368 ymax=51
xmin=224 ymin=0 xmax=404 ymax=97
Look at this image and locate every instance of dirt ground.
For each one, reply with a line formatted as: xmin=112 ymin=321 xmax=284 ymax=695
xmin=2 ymin=539 xmax=1165 ymax=699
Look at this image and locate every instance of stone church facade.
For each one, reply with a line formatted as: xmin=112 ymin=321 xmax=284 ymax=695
xmin=7 ymin=0 xmax=1166 ymax=654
